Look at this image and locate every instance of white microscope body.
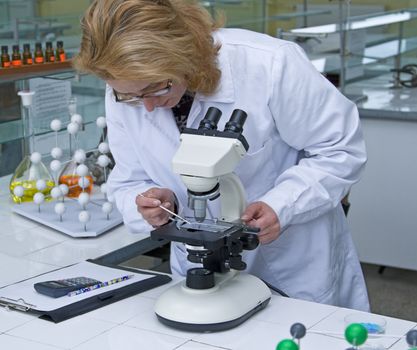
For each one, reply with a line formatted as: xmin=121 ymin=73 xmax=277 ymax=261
xmin=151 ymin=107 xmax=271 ymax=332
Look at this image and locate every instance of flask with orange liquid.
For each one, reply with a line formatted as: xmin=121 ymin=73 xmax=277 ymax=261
xmin=58 ymin=159 xmax=93 ymax=198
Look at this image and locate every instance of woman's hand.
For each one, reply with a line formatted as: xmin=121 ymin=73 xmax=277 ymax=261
xmin=241 ymin=201 xmax=281 ymax=244
xmin=135 ymin=187 xmax=176 ymax=227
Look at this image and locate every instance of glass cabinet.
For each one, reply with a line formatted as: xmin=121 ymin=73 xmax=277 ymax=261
xmin=279 ymin=4 xmax=417 ymax=94
xmin=0 ymin=65 xmax=106 ymax=177
xmin=1 ymin=0 xmax=417 ymax=177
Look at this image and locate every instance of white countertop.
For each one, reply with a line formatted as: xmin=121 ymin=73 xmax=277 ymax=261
xmin=0 ymin=175 xmax=148 ymax=285
xmin=0 ymin=176 xmax=415 ymax=349
xmin=344 ymin=73 xmax=417 ymax=120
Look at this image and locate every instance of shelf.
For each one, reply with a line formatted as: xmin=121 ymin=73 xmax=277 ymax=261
xmin=344 ymin=71 xmax=417 ymax=119
xmin=309 ymin=37 xmax=417 ymax=74
xmin=0 ymin=60 xmax=74 ymax=82
xmin=201 ymin=0 xmax=242 ymax=5
xmin=272 ymin=9 xmax=332 ymax=21
xmin=289 ymin=9 xmax=417 ymax=36
xmin=0 ymin=119 xmax=22 ymax=144
xmin=0 ymin=93 xmax=105 ymax=145
xmin=363 ymin=37 xmax=417 ymax=60
xmin=227 ymin=10 xmax=333 ymax=28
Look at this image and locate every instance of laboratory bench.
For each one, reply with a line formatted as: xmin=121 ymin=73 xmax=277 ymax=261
xmin=0 ymin=175 xmax=416 ymax=349
xmin=344 ymin=74 xmax=417 ymax=272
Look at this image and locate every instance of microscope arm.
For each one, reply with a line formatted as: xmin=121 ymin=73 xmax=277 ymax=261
xmin=219 ymin=173 xmax=246 ymax=222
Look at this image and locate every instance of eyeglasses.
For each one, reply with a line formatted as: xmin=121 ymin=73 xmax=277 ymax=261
xmin=113 ymin=79 xmax=173 ymax=106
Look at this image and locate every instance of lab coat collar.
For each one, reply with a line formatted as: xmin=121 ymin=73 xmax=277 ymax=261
xmin=195 ymin=31 xmax=235 ymax=104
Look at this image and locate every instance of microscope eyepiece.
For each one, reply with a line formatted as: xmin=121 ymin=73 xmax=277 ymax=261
xmin=224 ymin=109 xmax=247 ymax=134
xmin=198 ymin=107 xmax=222 ymax=131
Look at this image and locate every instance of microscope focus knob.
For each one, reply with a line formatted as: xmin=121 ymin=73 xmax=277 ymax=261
xmin=240 ymin=233 xmax=259 ymax=250
xmin=186 ymin=268 xmax=215 ymax=290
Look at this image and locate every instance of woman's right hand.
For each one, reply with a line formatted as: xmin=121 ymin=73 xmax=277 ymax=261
xmin=135 ymin=187 xmax=176 ymax=227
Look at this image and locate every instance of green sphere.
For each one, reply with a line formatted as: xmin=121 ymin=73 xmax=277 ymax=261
xmin=276 ymin=339 xmax=299 ymax=350
xmin=345 ymin=323 xmax=368 ymax=346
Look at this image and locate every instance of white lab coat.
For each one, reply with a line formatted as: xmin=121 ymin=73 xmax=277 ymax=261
xmin=106 ymin=28 xmax=370 ymax=311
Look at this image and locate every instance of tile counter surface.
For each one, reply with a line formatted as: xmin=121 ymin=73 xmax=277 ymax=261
xmin=0 ymin=177 xmax=416 ymax=349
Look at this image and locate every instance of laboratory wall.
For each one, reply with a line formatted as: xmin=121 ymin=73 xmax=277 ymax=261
xmin=0 ymin=0 xmax=417 ymax=177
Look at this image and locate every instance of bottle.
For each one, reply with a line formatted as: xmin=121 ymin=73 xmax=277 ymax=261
xmin=56 ymin=41 xmax=66 ymax=62
xmin=34 ymin=42 xmax=44 ymax=64
xmin=11 ymin=45 xmax=22 ymax=67
xmin=22 ymin=43 xmax=33 ymax=65
xmin=45 ymin=41 xmax=55 ymax=62
xmin=1 ymin=46 xmax=10 ymax=68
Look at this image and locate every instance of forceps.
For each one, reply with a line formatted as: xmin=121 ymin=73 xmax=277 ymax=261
xmin=137 ymin=193 xmax=191 ymax=224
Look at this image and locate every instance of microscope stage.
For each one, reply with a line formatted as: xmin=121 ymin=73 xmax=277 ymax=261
xmin=151 ymin=219 xmax=258 ymax=251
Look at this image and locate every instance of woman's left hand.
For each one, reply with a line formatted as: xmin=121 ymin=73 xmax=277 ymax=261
xmin=241 ymin=201 xmax=281 ymax=244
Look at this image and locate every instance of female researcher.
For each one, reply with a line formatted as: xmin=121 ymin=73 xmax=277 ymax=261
xmin=74 ymin=0 xmax=369 ymax=311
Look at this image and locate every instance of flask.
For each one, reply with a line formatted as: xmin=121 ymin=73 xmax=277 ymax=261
xmin=56 ymin=41 xmax=66 ymax=62
xmin=45 ymin=41 xmax=55 ymax=62
xmin=1 ymin=46 xmax=10 ymax=68
xmin=34 ymin=42 xmax=44 ymax=64
xmin=59 ymin=160 xmax=94 ymax=198
xmin=22 ymin=43 xmax=33 ymax=65
xmin=10 ymin=153 xmax=55 ymax=203
xmin=11 ymin=45 xmax=22 ymax=67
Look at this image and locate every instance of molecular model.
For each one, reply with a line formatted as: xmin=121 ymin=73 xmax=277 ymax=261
xmin=276 ymin=322 xmax=417 ymax=350
xmin=11 ymin=107 xmax=119 ymax=236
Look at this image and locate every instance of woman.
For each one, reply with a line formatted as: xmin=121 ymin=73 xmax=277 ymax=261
xmin=74 ymin=0 xmax=369 ymax=311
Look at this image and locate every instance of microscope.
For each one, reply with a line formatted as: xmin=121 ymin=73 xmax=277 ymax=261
xmin=150 ymin=107 xmax=271 ymax=332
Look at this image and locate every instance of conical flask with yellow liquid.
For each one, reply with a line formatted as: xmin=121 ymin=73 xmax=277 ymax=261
xmin=10 ymin=152 xmax=55 ymax=203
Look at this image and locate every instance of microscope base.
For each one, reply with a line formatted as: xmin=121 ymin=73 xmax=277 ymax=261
xmin=154 ymin=272 xmax=272 ymax=332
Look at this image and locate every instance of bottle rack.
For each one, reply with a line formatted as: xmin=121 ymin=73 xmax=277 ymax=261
xmin=0 ymin=60 xmax=73 ymax=82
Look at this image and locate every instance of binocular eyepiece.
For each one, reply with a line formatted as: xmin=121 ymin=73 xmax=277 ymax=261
xmin=198 ymin=107 xmax=247 ymax=134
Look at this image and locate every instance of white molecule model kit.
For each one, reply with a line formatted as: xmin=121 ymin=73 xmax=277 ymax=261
xmin=10 ymin=91 xmax=122 ymax=237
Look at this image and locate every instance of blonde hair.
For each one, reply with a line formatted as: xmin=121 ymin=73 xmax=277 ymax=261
xmin=73 ymin=0 xmax=223 ymax=94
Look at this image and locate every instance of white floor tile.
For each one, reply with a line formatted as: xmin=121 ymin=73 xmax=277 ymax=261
xmin=293 ymin=333 xmax=353 ymax=350
xmin=124 ymin=308 xmax=196 ymax=341
xmin=72 ymin=324 xmax=188 ymax=350
xmin=0 ymin=225 xmax=67 ymax=257
xmin=138 ymin=276 xmax=182 ymax=300
xmin=0 ymin=211 xmax=40 ymax=235
xmin=25 ymin=229 xmax=147 ymax=266
xmin=194 ymin=320 xmax=349 ymax=350
xmin=193 ymin=320 xmax=288 ymax=349
xmin=175 ymin=340 xmax=232 ymax=349
xmin=389 ymin=336 xmax=415 ymax=349
xmin=253 ymin=295 xmax=338 ymax=328
xmin=0 ymin=253 xmax=56 ymax=287
xmin=85 ymin=294 xmax=154 ymax=324
xmin=6 ymin=316 xmax=115 ymax=349
xmin=0 ymin=334 xmax=61 ymax=350
xmin=0 ymin=308 xmax=36 ymax=333
xmin=310 ymin=308 xmax=416 ymax=349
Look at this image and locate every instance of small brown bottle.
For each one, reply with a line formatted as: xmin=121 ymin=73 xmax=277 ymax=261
xmin=1 ymin=46 xmax=10 ymax=68
xmin=34 ymin=42 xmax=44 ymax=64
xmin=45 ymin=41 xmax=55 ymax=62
xmin=35 ymin=43 xmax=45 ymax=63
xmin=11 ymin=45 xmax=22 ymax=67
xmin=23 ymin=43 xmax=33 ymax=65
xmin=56 ymin=41 xmax=66 ymax=62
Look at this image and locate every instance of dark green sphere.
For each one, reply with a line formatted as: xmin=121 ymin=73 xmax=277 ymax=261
xmin=276 ymin=339 xmax=299 ymax=350
xmin=345 ymin=323 xmax=368 ymax=346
